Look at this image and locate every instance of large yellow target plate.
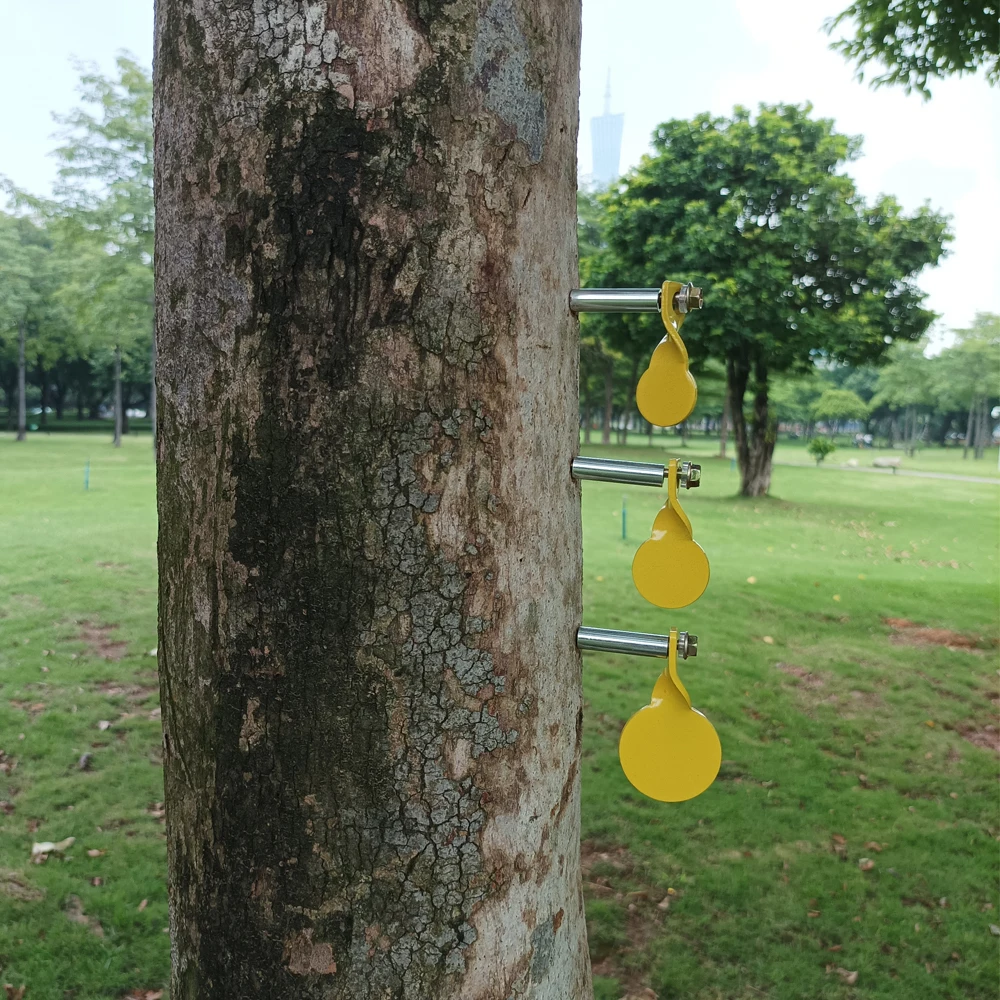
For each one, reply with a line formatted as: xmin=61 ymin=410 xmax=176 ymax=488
xmin=618 ymin=628 xmax=721 ymax=803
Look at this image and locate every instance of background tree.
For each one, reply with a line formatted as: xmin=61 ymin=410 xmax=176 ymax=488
xmin=595 ymin=104 xmax=949 ymax=495
xmin=812 ymin=387 xmax=869 ymax=439
xmin=871 ymin=340 xmax=938 ymax=454
xmin=827 ymin=0 xmax=1000 ymax=97
xmin=155 ymin=1 xmax=589 ymax=997
xmin=935 ymin=312 xmax=1000 ymax=457
xmin=0 ymin=212 xmax=70 ymax=440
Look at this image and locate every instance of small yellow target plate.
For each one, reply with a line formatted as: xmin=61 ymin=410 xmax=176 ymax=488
xmin=635 ymin=281 xmax=698 ymax=428
xmin=618 ymin=629 xmax=721 ymax=803
xmin=632 ymin=459 xmax=710 ymax=608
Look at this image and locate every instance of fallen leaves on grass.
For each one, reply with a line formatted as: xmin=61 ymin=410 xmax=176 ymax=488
xmin=138 ymin=898 xmax=148 ymax=911
xmin=4 ymin=985 xmax=27 ymax=1000
xmin=0 ymin=800 xmax=15 ymax=815
xmin=97 ymin=720 xmax=112 ymax=731
xmin=0 ymin=751 xmax=17 ymax=776
xmin=146 ymin=802 xmax=165 ymax=821
xmin=86 ymin=849 xmax=104 ymax=858
xmin=826 ymin=967 xmax=858 ymax=985
xmin=78 ymin=753 xmax=93 ymax=771
xmin=64 ymin=894 xmax=104 ymax=936
xmin=858 ymin=858 xmax=875 ymax=871
xmin=124 ymin=991 xmax=163 ymax=1000
xmin=864 ymin=841 xmax=883 ymax=852
xmin=990 ymin=924 xmax=1000 ymax=937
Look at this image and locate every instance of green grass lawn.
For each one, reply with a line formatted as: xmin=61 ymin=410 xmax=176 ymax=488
xmin=1 ymin=434 xmax=997 ymax=999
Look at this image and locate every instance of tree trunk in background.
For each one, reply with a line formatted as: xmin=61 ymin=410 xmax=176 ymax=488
xmin=621 ymin=356 xmax=639 ymax=447
xmin=37 ymin=364 xmax=49 ymax=429
xmin=602 ymin=356 xmax=613 ymax=445
xmin=974 ymin=397 xmax=987 ymax=459
xmin=963 ymin=395 xmax=976 ymax=458
xmin=112 ymin=345 xmax=123 ymax=448
xmin=154 ymin=3 xmax=588 ymax=998
xmin=16 ymin=320 xmax=26 ymax=442
xmin=719 ymin=392 xmax=730 ymax=459
xmin=728 ymin=356 xmax=775 ymax=496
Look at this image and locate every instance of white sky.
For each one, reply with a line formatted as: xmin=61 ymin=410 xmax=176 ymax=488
xmin=1 ymin=0 xmax=997 ymax=340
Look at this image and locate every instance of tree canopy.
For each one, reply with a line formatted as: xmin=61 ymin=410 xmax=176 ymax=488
xmin=588 ymin=103 xmax=950 ymax=494
xmin=827 ymin=1 xmax=1000 ymax=96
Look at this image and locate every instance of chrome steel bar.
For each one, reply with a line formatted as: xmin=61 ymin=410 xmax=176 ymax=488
xmin=569 ymin=288 xmax=660 ymax=313
xmin=571 ymin=456 xmax=665 ymax=488
xmin=576 ymin=627 xmax=698 ymax=659
xmin=572 ymin=457 xmax=702 ymax=490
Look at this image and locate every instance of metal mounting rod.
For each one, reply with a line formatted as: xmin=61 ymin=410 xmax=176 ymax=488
xmin=571 ymin=457 xmax=701 ymax=489
xmin=569 ymin=283 xmax=703 ymax=315
xmin=577 ymin=626 xmax=698 ymax=659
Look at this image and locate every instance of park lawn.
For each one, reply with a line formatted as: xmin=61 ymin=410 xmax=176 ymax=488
xmin=580 ymin=442 xmax=999 ymax=1000
xmin=0 ymin=434 xmax=997 ymax=999
xmin=584 ymin=429 xmax=1000 ymax=479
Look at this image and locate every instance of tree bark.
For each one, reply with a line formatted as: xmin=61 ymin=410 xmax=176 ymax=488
xmin=113 ymin=345 xmax=123 ymax=447
xmin=728 ymin=355 xmax=775 ymax=496
xmin=601 ymin=355 xmax=613 ymax=446
xmin=154 ymin=3 xmax=588 ymax=999
xmin=16 ymin=320 xmax=26 ymax=442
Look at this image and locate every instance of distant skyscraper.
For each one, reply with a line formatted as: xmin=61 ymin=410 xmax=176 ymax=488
xmin=591 ymin=71 xmax=624 ymax=186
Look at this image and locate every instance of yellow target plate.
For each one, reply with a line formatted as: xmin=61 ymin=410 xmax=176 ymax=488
xmin=635 ymin=281 xmax=698 ymax=428
xmin=618 ymin=628 xmax=721 ymax=803
xmin=632 ymin=459 xmax=710 ymax=609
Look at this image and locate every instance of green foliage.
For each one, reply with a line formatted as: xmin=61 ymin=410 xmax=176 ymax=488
xmin=807 ymin=435 xmax=838 ymax=464
xmin=827 ymin=1 xmax=1000 ymax=97
xmin=598 ymin=104 xmax=949 ymax=377
xmin=872 ymin=340 xmax=937 ymax=411
xmin=769 ymin=373 xmax=825 ymax=425
xmin=813 ymin=387 xmax=870 ymax=423
xmin=934 ymin=312 xmax=1000 ymax=412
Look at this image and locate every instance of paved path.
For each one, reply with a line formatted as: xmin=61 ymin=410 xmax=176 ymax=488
xmin=773 ymin=461 xmax=999 ymax=485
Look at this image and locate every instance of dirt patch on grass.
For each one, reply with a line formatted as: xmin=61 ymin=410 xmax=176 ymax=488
xmin=775 ymin=662 xmax=825 ymax=689
xmin=77 ymin=621 xmax=128 ymax=661
xmin=582 ymin=841 xmax=671 ymax=997
xmin=956 ymin=723 xmax=1000 ymax=754
xmin=581 ymin=841 xmax=636 ymax=886
xmin=1 ymin=870 xmax=43 ymax=902
xmin=883 ymin=618 xmax=991 ymax=653
xmin=96 ymin=681 xmax=158 ymax=702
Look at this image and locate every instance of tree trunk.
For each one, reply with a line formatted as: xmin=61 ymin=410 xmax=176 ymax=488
xmin=113 ymin=345 xmax=123 ymax=447
xmin=16 ymin=320 xmax=26 ymax=442
xmin=37 ymin=364 xmax=49 ymax=429
xmin=621 ymin=356 xmax=639 ymax=447
xmin=963 ymin=395 xmax=976 ymax=458
xmin=974 ymin=396 xmax=987 ymax=459
xmin=728 ymin=355 xmax=775 ymax=496
xmin=717 ymin=395 xmax=728 ymax=459
xmin=601 ymin=356 xmax=613 ymax=445
xmin=154 ymin=3 xmax=589 ymax=999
